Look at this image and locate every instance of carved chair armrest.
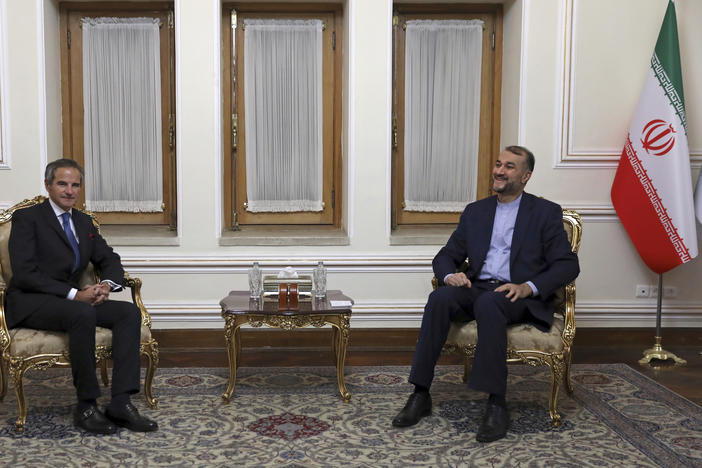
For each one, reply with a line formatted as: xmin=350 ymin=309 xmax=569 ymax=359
xmin=431 ymin=261 xmax=470 ymax=290
xmin=0 ymin=288 xmax=10 ymax=354
xmin=122 ymin=273 xmax=152 ymax=330
xmin=561 ymin=281 xmax=576 ymax=347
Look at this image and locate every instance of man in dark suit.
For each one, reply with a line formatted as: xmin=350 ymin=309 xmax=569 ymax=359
xmin=6 ymin=159 xmax=158 ymax=435
xmin=392 ymin=146 xmax=579 ymax=442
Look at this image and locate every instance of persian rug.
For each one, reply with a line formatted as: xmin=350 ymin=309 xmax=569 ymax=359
xmin=1 ymin=364 xmax=701 ymax=467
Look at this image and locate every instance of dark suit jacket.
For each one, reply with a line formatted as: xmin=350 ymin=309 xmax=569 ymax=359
xmin=6 ymin=200 xmax=124 ymax=328
xmin=433 ymin=192 xmax=580 ymax=330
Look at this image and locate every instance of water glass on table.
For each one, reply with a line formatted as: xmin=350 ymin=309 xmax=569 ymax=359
xmin=313 ymin=261 xmax=327 ymax=298
xmin=248 ymin=262 xmax=262 ymax=299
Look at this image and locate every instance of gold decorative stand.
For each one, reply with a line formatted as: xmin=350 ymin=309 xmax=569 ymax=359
xmin=639 ymin=274 xmax=686 ymax=366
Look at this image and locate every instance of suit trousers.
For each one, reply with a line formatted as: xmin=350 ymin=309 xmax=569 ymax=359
xmin=18 ymin=297 xmax=142 ymax=401
xmin=409 ymin=281 xmax=531 ymax=395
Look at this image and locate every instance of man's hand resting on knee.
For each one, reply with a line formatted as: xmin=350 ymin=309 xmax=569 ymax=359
xmin=445 ymin=272 xmax=472 ymax=288
xmin=494 ymin=282 xmax=533 ymax=302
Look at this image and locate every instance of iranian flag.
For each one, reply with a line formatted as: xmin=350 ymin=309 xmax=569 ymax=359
xmin=611 ymin=0 xmax=697 ymax=274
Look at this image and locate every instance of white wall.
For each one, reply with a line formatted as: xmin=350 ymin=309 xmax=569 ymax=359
xmin=1 ymin=0 xmax=701 ymax=329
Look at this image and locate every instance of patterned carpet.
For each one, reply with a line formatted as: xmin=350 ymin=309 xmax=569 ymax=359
xmin=1 ymin=364 xmax=701 ymax=467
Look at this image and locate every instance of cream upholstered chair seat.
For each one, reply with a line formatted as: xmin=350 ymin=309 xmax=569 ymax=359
xmin=447 ymin=316 xmax=567 ymax=354
xmin=7 ymin=326 xmax=154 ymax=358
xmin=0 ymin=196 xmax=159 ymax=432
xmin=439 ymin=209 xmax=582 ymax=427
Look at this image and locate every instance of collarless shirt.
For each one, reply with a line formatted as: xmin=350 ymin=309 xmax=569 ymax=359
xmin=478 ymin=195 xmax=521 ymax=282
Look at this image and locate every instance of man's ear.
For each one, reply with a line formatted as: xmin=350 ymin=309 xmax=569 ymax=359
xmin=521 ymin=171 xmax=532 ymax=184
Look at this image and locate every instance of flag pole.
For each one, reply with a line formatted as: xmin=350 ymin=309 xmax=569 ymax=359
xmin=639 ymin=273 xmax=686 ymax=365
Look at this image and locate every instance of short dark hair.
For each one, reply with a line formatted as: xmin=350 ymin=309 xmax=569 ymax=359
xmin=45 ymin=158 xmax=84 ymax=185
xmin=505 ymin=145 xmax=535 ymax=172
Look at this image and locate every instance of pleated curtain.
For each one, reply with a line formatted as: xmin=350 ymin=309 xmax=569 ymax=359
xmin=82 ymin=17 xmax=163 ymax=212
xmin=403 ymin=19 xmax=483 ymax=212
xmin=243 ymin=19 xmax=323 ymax=212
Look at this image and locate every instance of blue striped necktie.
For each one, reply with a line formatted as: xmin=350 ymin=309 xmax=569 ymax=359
xmin=60 ymin=212 xmax=80 ymax=273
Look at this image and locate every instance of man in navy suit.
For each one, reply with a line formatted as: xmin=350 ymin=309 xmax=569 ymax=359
xmin=392 ymin=146 xmax=579 ymax=442
xmin=6 ymin=159 xmax=157 ymax=435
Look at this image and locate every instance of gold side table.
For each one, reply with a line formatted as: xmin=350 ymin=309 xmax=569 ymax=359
xmin=219 ymin=290 xmax=353 ymax=403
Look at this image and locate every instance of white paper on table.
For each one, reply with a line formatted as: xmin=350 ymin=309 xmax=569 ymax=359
xmin=330 ymin=300 xmax=352 ymax=307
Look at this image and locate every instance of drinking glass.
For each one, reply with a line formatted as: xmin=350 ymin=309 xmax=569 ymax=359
xmin=248 ymin=262 xmax=262 ymax=299
xmin=313 ymin=262 xmax=327 ymax=298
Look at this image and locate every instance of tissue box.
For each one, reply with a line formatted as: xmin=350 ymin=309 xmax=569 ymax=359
xmin=262 ymin=274 xmax=313 ymax=300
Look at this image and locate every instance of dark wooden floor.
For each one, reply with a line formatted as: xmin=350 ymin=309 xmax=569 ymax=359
xmin=153 ymin=328 xmax=702 ymax=405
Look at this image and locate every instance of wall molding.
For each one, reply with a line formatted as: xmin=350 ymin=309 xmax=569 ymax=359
xmin=517 ymin=0 xmax=529 ymax=145
xmin=554 ymin=0 xmax=701 ymax=169
xmin=212 ymin=0 xmax=223 ymax=239
xmin=564 ymin=203 xmax=617 ymax=222
xmin=144 ymin=298 xmax=702 ymax=329
xmin=36 ymin=0 xmax=48 ymax=186
xmin=0 ymin=0 xmax=10 ymax=170
xmin=574 ymin=301 xmax=702 ymax=327
xmin=384 ymin=0 xmax=391 ymax=238
xmin=121 ymin=253 xmax=434 ymax=274
xmin=346 ymin=0 xmax=356 ymax=239
xmin=174 ymin=0 xmax=183 ymax=239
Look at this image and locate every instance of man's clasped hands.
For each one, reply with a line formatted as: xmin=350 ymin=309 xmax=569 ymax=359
xmin=75 ymin=282 xmax=111 ymax=306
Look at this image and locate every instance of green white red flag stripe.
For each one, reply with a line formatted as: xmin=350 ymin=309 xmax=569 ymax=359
xmin=611 ymin=0 xmax=697 ymax=274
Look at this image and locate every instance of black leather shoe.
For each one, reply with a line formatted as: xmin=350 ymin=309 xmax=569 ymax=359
xmin=392 ymin=392 xmax=432 ymax=427
xmin=74 ymin=405 xmax=117 ymax=435
xmin=476 ymin=401 xmax=509 ymax=442
xmin=105 ymin=403 xmax=158 ymax=432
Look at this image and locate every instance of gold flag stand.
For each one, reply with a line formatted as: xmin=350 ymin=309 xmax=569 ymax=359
xmin=639 ymin=274 xmax=686 ymax=366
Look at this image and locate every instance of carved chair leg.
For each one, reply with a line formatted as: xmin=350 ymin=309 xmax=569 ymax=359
xmin=463 ymin=357 xmax=470 ymax=383
xmin=564 ymin=351 xmax=574 ymax=394
xmin=549 ymin=358 xmax=564 ymax=427
xmin=0 ymin=359 xmax=7 ymax=401
xmin=141 ymin=341 xmax=159 ymax=410
xmin=10 ymin=363 xmax=28 ymax=432
xmin=100 ymin=360 xmax=109 ymax=386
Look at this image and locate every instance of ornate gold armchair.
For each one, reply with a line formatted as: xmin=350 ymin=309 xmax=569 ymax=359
xmin=435 ymin=209 xmax=582 ymax=427
xmin=0 ymin=196 xmax=159 ymax=432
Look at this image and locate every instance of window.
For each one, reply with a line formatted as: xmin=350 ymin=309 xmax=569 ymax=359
xmin=60 ymin=3 xmax=176 ymax=227
xmin=222 ymin=4 xmax=342 ymax=229
xmin=392 ymin=5 xmax=502 ymax=227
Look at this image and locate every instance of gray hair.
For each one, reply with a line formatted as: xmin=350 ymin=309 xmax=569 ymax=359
xmin=45 ymin=159 xmax=84 ymax=185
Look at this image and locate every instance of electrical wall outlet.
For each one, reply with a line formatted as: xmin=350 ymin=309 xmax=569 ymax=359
xmin=635 ymin=284 xmax=650 ymax=298
xmin=649 ymin=285 xmax=678 ymax=298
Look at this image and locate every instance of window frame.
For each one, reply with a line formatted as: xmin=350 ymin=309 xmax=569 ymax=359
xmin=59 ymin=2 xmax=177 ymax=227
xmin=222 ymin=3 xmax=343 ymax=229
xmin=392 ymin=4 xmax=502 ymax=227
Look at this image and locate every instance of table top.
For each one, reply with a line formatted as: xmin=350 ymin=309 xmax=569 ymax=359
xmin=220 ymin=290 xmax=353 ymax=316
